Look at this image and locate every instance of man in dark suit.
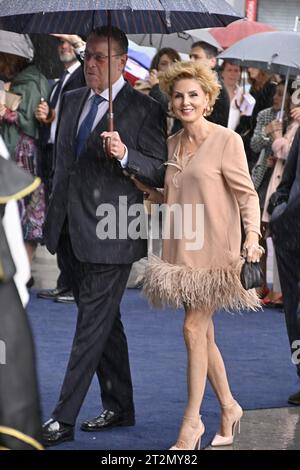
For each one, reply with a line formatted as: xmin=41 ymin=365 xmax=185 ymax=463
xmin=189 ymin=41 xmax=230 ymax=127
xmin=42 ymin=26 xmax=167 ymax=446
xmin=269 ymin=127 xmax=300 ymax=404
xmin=35 ymin=35 xmax=86 ymax=303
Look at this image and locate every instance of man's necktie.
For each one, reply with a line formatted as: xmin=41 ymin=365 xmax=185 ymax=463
xmin=50 ymin=70 xmax=69 ymax=109
xmin=76 ymin=94 xmax=106 ymax=158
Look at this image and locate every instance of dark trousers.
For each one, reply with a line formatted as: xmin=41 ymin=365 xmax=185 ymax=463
xmin=274 ymin=244 xmax=300 ymax=374
xmin=56 ymin=256 xmax=71 ymax=291
xmin=39 ymin=144 xmax=70 ymax=291
xmin=52 ymin=232 xmax=133 ymax=425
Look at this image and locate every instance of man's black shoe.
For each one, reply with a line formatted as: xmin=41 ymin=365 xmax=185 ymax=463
xmin=37 ymin=287 xmax=69 ymax=300
xmin=288 ymin=389 xmax=300 ymax=405
xmin=42 ymin=419 xmax=74 ymax=447
xmin=80 ymin=410 xmax=135 ymax=432
xmin=55 ymin=290 xmax=75 ymax=304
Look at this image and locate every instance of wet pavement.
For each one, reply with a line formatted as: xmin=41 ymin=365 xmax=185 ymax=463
xmin=206 ymin=407 xmax=300 ymax=450
xmin=31 ymin=245 xmax=300 ymax=450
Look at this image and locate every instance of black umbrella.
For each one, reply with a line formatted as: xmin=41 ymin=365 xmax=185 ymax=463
xmin=30 ymin=34 xmax=64 ymax=79
xmin=0 ymin=1 xmax=240 ymax=35
xmin=0 ymin=0 xmax=240 ymax=133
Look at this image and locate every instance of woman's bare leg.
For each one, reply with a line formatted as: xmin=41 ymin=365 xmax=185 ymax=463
xmin=174 ymin=307 xmax=212 ymax=448
xmin=206 ymin=320 xmax=240 ymax=436
xmin=25 ymin=241 xmax=37 ymax=266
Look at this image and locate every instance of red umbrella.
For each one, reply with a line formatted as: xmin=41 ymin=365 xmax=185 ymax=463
xmin=209 ymin=18 xmax=277 ymax=49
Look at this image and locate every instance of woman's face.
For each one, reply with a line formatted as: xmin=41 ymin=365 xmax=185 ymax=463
xmin=171 ymin=78 xmax=209 ymax=124
xmin=158 ymin=54 xmax=175 ymax=72
xmin=247 ymin=67 xmax=259 ymax=79
xmin=272 ymin=84 xmax=285 ymax=111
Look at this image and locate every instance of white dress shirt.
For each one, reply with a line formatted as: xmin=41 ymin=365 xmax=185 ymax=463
xmin=77 ymin=75 xmax=128 ymax=167
xmin=49 ymin=61 xmax=81 ymax=144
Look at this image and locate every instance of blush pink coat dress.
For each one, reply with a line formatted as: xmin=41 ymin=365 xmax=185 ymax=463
xmin=144 ymin=124 xmax=261 ymax=312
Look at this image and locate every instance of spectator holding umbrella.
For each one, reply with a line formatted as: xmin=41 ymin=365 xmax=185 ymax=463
xmin=236 ymin=67 xmax=276 ymax=171
xmin=189 ymin=40 xmax=230 ymax=127
xmin=0 ymin=31 xmax=49 ymax=275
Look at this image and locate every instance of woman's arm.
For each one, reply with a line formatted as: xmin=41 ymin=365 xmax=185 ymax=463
xmin=222 ymin=131 xmax=261 ymax=237
xmin=251 ymin=110 xmax=273 ymax=154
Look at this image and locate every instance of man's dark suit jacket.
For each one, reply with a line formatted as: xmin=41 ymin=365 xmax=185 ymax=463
xmin=270 ymin=127 xmax=300 ymax=252
xmin=44 ymin=82 xmax=167 ymax=264
xmin=207 ymin=78 xmax=229 ymax=128
xmin=39 ymin=65 xmax=86 ymax=146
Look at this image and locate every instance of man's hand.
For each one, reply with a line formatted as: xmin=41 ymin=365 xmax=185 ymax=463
xmin=34 ymin=101 xmax=50 ymax=122
xmin=51 ymin=34 xmax=86 ymax=49
xmin=100 ymin=131 xmax=126 ymax=160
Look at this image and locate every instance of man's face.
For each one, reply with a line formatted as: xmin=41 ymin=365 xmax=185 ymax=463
xmin=84 ymin=35 xmax=127 ymax=93
xmin=189 ymin=46 xmax=216 ymax=69
xmin=221 ymin=63 xmax=241 ymax=87
xmin=58 ymin=40 xmax=77 ymax=64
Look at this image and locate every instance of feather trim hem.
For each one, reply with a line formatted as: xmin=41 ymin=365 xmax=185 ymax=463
xmin=143 ymin=255 xmax=261 ymax=312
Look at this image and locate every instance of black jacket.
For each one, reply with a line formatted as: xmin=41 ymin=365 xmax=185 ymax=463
xmin=39 ymin=65 xmax=86 ymax=146
xmin=270 ymin=127 xmax=300 ymax=251
xmin=207 ymin=78 xmax=229 ymax=128
xmin=44 ymin=83 xmax=167 ymax=263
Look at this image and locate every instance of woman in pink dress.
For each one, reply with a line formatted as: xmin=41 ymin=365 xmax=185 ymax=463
xmin=139 ymin=61 xmax=264 ymax=450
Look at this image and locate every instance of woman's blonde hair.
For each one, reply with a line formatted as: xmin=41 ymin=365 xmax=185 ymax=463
xmin=159 ymin=61 xmax=221 ymax=113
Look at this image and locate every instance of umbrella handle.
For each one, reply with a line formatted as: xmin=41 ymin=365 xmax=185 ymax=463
xmin=279 ymin=68 xmax=290 ymax=122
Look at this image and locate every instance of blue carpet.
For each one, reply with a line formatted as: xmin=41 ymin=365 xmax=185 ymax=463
xmin=28 ymin=289 xmax=299 ymax=450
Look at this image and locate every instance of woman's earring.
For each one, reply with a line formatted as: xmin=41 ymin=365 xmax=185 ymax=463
xmin=203 ymin=105 xmax=211 ymax=116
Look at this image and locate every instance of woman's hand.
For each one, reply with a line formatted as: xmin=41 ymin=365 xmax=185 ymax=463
xmin=266 ymin=156 xmax=276 ymax=168
xmin=130 ymin=176 xmax=164 ymax=203
xmin=290 ymin=106 xmax=300 ymax=123
xmin=242 ymin=231 xmax=264 ymax=263
xmin=34 ymin=101 xmax=50 ymax=122
xmin=264 ymin=120 xmax=282 ymax=137
xmin=148 ymin=69 xmax=159 ymax=88
xmin=0 ymin=103 xmax=7 ymax=117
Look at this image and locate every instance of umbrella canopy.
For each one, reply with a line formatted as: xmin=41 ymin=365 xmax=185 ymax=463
xmin=218 ymin=31 xmax=300 ymax=76
xmin=0 ymin=0 xmax=240 ymax=138
xmin=218 ymin=31 xmax=300 ymax=120
xmin=128 ymin=29 xmax=223 ymax=54
xmin=0 ymin=0 xmax=240 ymax=35
xmin=209 ymin=18 xmax=277 ymax=49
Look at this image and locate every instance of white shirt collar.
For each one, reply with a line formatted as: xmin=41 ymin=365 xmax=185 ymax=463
xmin=66 ymin=61 xmax=81 ymax=75
xmin=88 ymin=75 xmax=125 ymax=102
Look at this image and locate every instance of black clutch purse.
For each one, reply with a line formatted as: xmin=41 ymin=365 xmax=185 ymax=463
xmin=267 ymin=191 xmax=288 ymax=215
xmin=240 ymin=261 xmax=263 ymax=290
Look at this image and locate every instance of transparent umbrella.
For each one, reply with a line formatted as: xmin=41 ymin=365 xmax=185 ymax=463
xmin=128 ymin=29 xmax=223 ymax=55
xmin=218 ymin=31 xmax=300 ymax=120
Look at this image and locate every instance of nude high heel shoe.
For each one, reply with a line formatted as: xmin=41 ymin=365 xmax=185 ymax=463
xmin=169 ymin=415 xmax=205 ymax=450
xmin=211 ymin=401 xmax=243 ymax=447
